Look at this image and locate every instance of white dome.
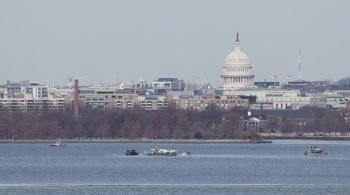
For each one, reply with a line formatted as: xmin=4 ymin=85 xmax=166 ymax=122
xmin=225 ymin=49 xmax=250 ymax=65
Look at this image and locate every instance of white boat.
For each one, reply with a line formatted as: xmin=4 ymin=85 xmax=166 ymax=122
xmin=304 ymin=146 xmax=327 ymax=155
xmin=179 ymin=152 xmax=191 ymax=156
xmin=50 ymin=139 xmax=66 ymax=147
xmin=145 ymin=148 xmax=177 ymax=156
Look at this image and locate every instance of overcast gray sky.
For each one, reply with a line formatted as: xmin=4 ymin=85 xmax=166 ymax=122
xmin=0 ymin=0 xmax=349 ymax=86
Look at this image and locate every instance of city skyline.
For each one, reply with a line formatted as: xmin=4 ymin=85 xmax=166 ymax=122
xmin=0 ymin=0 xmax=349 ymax=86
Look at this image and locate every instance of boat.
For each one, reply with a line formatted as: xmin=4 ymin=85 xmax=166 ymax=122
xmin=254 ymin=140 xmax=272 ymax=144
xmin=50 ymin=139 xmax=66 ymax=147
xmin=179 ymin=152 xmax=192 ymax=156
xmin=304 ymin=146 xmax=327 ymax=155
xmin=125 ymin=149 xmax=139 ymax=155
xmin=145 ymin=148 xmax=177 ymax=156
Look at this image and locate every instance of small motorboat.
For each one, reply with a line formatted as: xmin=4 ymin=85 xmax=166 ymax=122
xmin=145 ymin=148 xmax=177 ymax=156
xmin=304 ymin=146 xmax=327 ymax=155
xmin=254 ymin=140 xmax=273 ymax=144
xmin=125 ymin=149 xmax=139 ymax=155
xmin=179 ymin=152 xmax=192 ymax=156
xmin=50 ymin=139 xmax=66 ymax=147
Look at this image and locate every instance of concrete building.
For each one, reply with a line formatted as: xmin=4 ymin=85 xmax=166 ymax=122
xmin=79 ymin=86 xmax=136 ymax=109
xmin=309 ymin=94 xmax=327 ymax=108
xmin=78 ymin=86 xmax=168 ymax=110
xmin=6 ymin=81 xmax=48 ymax=99
xmin=220 ymin=88 xmax=310 ymax=110
xmin=254 ymin=81 xmax=280 ymax=89
xmin=0 ymin=81 xmax=64 ymax=112
xmin=0 ymin=98 xmax=65 ymax=112
xmin=137 ymin=95 xmax=168 ymax=110
xmin=152 ymin=78 xmax=185 ymax=91
xmin=221 ymin=33 xmax=254 ymax=90
xmin=326 ymin=96 xmax=349 ymax=108
xmin=0 ymin=88 xmax=6 ymax=99
xmin=174 ymin=94 xmax=249 ymax=110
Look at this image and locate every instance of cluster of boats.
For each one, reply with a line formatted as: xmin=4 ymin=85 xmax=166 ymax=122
xmin=50 ymin=141 xmax=188 ymax=156
xmin=50 ymin=139 xmax=328 ymax=157
xmin=125 ymin=145 xmax=328 ymax=156
xmin=125 ymin=148 xmax=191 ymax=156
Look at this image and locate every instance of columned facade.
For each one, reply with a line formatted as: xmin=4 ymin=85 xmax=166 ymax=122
xmin=221 ymin=33 xmax=254 ymax=90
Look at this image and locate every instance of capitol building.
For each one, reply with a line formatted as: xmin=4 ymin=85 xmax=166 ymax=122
xmin=220 ymin=33 xmax=311 ymax=110
xmin=221 ymin=33 xmax=254 ymax=90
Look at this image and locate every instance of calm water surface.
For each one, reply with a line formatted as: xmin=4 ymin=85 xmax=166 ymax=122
xmin=0 ymin=140 xmax=350 ymax=194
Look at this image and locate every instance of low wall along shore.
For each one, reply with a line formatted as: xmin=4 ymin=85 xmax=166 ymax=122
xmin=259 ymin=131 xmax=350 ymax=138
xmin=0 ymin=139 xmax=256 ymax=144
xmin=1 ymin=136 xmax=350 ymax=144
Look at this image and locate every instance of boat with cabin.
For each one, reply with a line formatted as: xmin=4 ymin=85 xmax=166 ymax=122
xmin=145 ymin=148 xmax=177 ymax=156
xmin=125 ymin=149 xmax=139 ymax=155
xmin=50 ymin=139 xmax=66 ymax=147
xmin=304 ymin=146 xmax=327 ymax=155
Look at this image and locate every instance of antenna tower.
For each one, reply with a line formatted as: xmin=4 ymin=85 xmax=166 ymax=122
xmin=298 ymin=48 xmax=302 ymax=81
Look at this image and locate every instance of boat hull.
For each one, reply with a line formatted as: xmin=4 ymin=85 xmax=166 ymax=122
xmin=304 ymin=151 xmax=328 ymax=155
xmin=125 ymin=149 xmax=139 ymax=155
xmin=145 ymin=148 xmax=177 ymax=156
xmin=50 ymin=145 xmax=66 ymax=147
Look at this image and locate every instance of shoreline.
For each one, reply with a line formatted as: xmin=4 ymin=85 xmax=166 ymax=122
xmin=0 ymin=139 xmax=254 ymax=144
xmin=261 ymin=136 xmax=350 ymax=141
xmin=0 ymin=137 xmax=349 ymax=144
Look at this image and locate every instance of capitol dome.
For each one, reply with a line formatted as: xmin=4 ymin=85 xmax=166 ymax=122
xmin=221 ymin=33 xmax=254 ymax=90
xmin=225 ymin=47 xmax=250 ymax=65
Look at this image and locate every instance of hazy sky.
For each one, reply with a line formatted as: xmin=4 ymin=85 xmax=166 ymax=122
xmin=0 ymin=0 xmax=349 ymax=86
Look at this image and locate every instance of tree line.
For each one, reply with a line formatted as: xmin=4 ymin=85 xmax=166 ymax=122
xmin=0 ymin=108 xmax=257 ymax=140
xmin=0 ymin=107 xmax=348 ymax=140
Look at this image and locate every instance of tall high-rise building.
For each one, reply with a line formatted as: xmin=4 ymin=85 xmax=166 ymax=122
xmin=221 ymin=33 xmax=254 ymax=90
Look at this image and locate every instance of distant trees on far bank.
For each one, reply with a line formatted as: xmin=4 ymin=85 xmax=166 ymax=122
xmin=0 ymin=107 xmax=349 ymax=140
xmin=0 ymin=108 xmax=256 ymax=140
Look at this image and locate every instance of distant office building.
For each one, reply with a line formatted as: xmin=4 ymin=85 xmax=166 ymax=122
xmin=309 ymin=94 xmax=327 ymax=108
xmin=0 ymin=81 xmax=61 ymax=112
xmin=220 ymin=88 xmax=310 ymax=110
xmin=79 ymin=86 xmax=135 ymax=108
xmin=184 ymin=83 xmax=212 ymax=91
xmin=254 ymin=81 xmax=280 ymax=89
xmin=283 ymin=80 xmax=314 ymax=90
xmin=152 ymin=78 xmax=185 ymax=91
xmin=134 ymin=81 xmax=152 ymax=89
xmin=0 ymin=98 xmax=65 ymax=112
xmin=78 ymin=86 xmax=168 ymax=110
xmin=282 ymin=80 xmax=328 ymax=92
xmin=0 ymin=88 xmax=6 ymax=99
xmin=250 ymin=102 xmax=274 ymax=110
xmin=6 ymin=81 xmax=48 ymax=99
xmin=137 ymin=95 xmax=168 ymax=110
xmin=25 ymin=84 xmax=48 ymax=99
xmin=326 ymin=96 xmax=349 ymax=108
xmin=174 ymin=95 xmax=249 ymax=111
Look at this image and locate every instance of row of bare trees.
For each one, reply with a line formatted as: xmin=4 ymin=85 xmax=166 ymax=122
xmin=265 ymin=107 xmax=349 ymax=133
xmin=0 ymin=107 xmax=348 ymax=140
xmin=0 ymin=109 xmax=258 ymax=140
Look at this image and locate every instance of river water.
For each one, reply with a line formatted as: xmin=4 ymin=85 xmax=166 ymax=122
xmin=0 ymin=140 xmax=350 ymax=194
